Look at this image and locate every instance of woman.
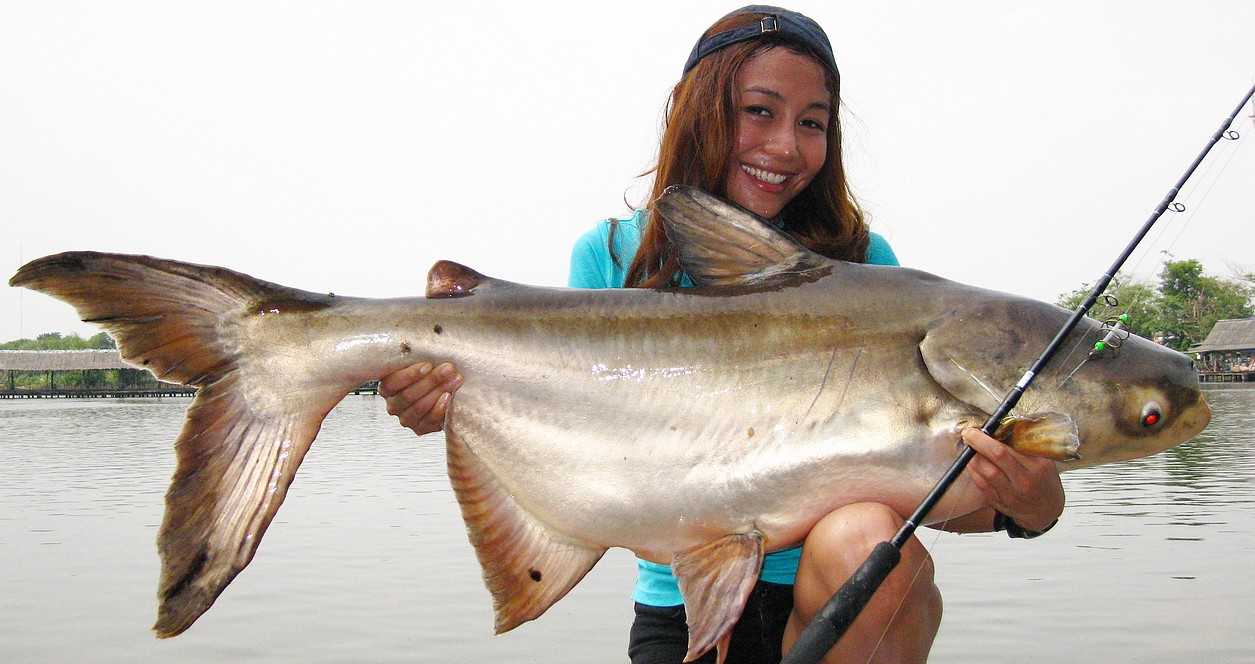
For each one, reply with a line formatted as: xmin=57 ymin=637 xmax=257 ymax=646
xmin=380 ymin=7 xmax=1064 ymax=663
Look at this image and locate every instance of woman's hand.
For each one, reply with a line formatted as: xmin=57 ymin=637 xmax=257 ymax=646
xmin=961 ymin=427 xmax=1065 ymax=533
xmin=378 ymin=362 xmax=463 ymax=436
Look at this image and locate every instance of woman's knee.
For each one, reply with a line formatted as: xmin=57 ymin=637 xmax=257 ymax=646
xmin=797 ymin=502 xmax=938 ymax=604
xmin=803 ymin=503 xmax=905 ymax=564
xmin=790 ymin=504 xmax=942 ymax=662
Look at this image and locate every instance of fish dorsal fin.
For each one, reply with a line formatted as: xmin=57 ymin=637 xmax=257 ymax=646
xmin=672 ymin=532 xmax=764 ymax=663
xmin=655 ymin=185 xmax=831 ymax=288
xmin=427 ymin=260 xmax=487 ymax=299
xmin=445 ymin=422 xmax=606 ymax=633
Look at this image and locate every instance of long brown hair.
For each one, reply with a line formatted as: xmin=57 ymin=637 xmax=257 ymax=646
xmin=623 ymin=11 xmax=869 ymax=288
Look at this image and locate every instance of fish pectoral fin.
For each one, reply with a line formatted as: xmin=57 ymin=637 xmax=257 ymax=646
xmin=655 ymin=186 xmax=831 ymax=289
xmin=994 ymin=412 xmax=1082 ymax=461
xmin=672 ymin=532 xmax=765 ymax=663
xmin=920 ymin=303 xmax=1051 ymax=416
xmin=446 ymin=426 xmax=606 ymax=634
xmin=154 ymin=385 xmax=331 ymax=638
xmin=919 ymin=340 xmax=1003 ymax=416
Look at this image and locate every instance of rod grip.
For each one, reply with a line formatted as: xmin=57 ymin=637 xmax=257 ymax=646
xmin=780 ymin=541 xmax=902 ymax=664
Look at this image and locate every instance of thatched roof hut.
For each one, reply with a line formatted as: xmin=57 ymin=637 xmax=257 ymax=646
xmin=0 ymin=349 xmax=130 ymax=371
xmin=1190 ymin=318 xmax=1255 ymax=354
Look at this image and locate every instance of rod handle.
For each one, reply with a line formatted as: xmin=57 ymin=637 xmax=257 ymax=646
xmin=780 ymin=541 xmax=902 ymax=664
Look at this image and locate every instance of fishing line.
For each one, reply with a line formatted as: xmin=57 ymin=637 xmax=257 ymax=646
xmin=862 ymin=469 xmax=980 ymax=664
xmin=1016 ymin=106 xmax=1251 ymax=413
xmin=973 ymin=131 xmax=1243 ymax=416
xmin=968 ymin=114 xmax=1245 ymax=421
xmin=1122 ymin=130 xmax=1245 ymax=284
xmin=782 ymin=82 xmax=1255 ymax=664
xmin=1160 ymin=133 xmax=1246 ymax=256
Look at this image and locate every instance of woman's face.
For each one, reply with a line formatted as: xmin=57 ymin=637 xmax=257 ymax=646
xmin=722 ymin=47 xmax=830 ymax=220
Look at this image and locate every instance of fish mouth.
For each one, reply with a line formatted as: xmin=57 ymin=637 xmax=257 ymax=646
xmin=1185 ymin=395 xmax=1212 ymax=437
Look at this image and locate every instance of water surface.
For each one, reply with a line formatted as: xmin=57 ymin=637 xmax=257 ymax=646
xmin=2 ymin=386 xmax=1251 ymax=662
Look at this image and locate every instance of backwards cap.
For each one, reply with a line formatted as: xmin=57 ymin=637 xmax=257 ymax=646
xmin=681 ymin=5 xmax=838 ymax=79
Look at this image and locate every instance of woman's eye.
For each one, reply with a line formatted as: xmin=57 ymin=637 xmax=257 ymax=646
xmin=744 ymin=105 xmax=772 ymax=117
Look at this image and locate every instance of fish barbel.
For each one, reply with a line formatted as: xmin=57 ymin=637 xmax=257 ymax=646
xmin=8 ymin=186 xmax=1211 ymax=662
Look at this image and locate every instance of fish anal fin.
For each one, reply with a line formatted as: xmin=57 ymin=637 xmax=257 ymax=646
xmin=427 ymin=260 xmax=488 ymax=299
xmin=994 ymin=412 xmax=1082 ymax=461
xmin=655 ymin=186 xmax=831 ymax=289
xmin=672 ymin=531 xmax=764 ymax=663
xmin=445 ymin=425 xmax=605 ymax=633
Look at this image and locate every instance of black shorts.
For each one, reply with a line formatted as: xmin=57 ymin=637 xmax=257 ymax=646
xmin=627 ymin=580 xmax=794 ymax=664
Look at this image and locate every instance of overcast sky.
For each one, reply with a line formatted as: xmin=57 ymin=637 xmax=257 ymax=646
xmin=3 ymin=1 xmax=1253 ymax=343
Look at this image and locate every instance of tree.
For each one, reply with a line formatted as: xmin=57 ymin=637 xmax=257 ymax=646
xmin=1157 ymin=259 xmax=1253 ymax=351
xmin=1 ymin=331 xmax=115 ymax=350
xmin=89 ymin=332 xmax=116 ymax=349
xmin=1056 ymin=258 xmax=1253 ymax=352
xmin=1056 ymin=277 xmax=1162 ymax=342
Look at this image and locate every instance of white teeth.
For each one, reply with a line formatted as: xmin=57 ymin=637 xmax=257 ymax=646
xmin=742 ymin=165 xmax=787 ymax=185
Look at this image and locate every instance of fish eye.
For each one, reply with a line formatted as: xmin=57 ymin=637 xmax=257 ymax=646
xmin=1141 ymin=402 xmax=1163 ymax=428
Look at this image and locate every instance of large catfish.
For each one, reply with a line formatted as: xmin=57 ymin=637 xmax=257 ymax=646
xmin=9 ymin=186 xmax=1211 ymax=662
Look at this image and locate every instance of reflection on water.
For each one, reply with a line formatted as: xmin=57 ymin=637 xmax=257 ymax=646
xmin=1 ymin=387 xmax=1252 ymax=663
xmin=931 ymin=384 xmax=1254 ymax=663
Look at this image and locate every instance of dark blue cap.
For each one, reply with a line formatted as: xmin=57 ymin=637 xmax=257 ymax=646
xmin=681 ymin=5 xmax=838 ymax=79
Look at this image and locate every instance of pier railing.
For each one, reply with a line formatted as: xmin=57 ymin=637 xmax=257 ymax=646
xmin=1 ymin=381 xmax=381 ymax=399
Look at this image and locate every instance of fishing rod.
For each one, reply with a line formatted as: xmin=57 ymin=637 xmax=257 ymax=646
xmin=781 ymin=81 xmax=1255 ymax=664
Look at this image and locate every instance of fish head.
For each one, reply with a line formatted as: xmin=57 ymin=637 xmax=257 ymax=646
xmin=921 ymin=294 xmax=1211 ymax=470
xmin=1047 ymin=328 xmax=1211 ymax=469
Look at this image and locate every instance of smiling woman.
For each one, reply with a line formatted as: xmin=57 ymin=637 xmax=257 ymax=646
xmin=722 ymin=49 xmax=830 ymax=220
xmin=623 ymin=7 xmax=870 ymax=291
xmin=5 ymin=2 xmax=1252 ymax=664
xmin=378 ymin=6 xmax=1065 ymax=664
xmin=4 ymin=3 xmax=1254 ymax=346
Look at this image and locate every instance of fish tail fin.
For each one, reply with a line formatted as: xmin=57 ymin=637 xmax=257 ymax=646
xmin=11 ymin=251 xmax=351 ymax=637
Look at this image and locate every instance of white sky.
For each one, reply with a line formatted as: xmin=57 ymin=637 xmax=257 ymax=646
xmin=3 ymin=1 xmax=1253 ymax=342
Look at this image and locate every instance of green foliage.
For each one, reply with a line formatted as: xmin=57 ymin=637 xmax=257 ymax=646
xmin=1157 ymin=259 xmax=1253 ymax=350
xmin=1056 ymin=258 xmax=1254 ymax=351
xmin=1 ymin=331 xmax=115 ymax=350
xmin=1057 ymin=277 xmax=1162 ymax=341
xmin=89 ymin=332 xmax=117 ymax=348
xmin=2 ymin=331 xmax=122 ymax=391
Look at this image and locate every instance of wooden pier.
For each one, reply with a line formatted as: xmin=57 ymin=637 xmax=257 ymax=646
xmin=1 ymin=381 xmax=381 ymax=399
xmin=1198 ymin=371 xmax=1255 ymax=383
xmin=1 ymin=350 xmax=380 ymax=399
xmin=1 ymin=386 xmax=196 ymax=399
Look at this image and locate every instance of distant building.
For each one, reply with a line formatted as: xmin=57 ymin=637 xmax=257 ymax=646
xmin=0 ymin=348 xmax=129 ymax=371
xmin=0 ymin=349 xmax=186 ymax=396
xmin=1190 ymin=317 xmax=1255 ymax=375
xmin=1 ymin=349 xmax=376 ymax=397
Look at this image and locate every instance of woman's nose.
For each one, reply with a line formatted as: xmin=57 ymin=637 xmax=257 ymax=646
xmin=762 ymin=123 xmax=798 ymax=158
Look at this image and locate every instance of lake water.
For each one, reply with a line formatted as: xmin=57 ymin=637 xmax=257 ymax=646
xmin=1 ymin=385 xmax=1251 ymax=663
